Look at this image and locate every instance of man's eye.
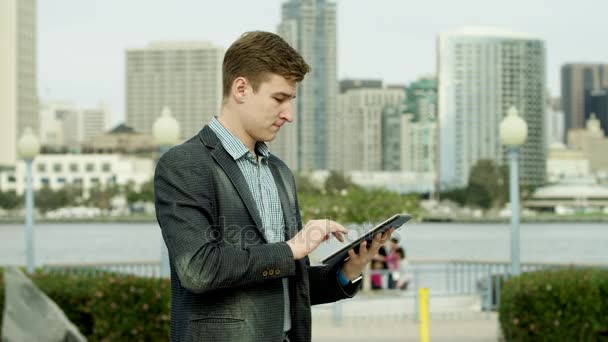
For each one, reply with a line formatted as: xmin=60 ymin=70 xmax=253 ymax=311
xmin=274 ymin=97 xmax=284 ymax=102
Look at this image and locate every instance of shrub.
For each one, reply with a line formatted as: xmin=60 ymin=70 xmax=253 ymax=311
xmin=499 ymin=268 xmax=608 ymax=341
xmin=0 ymin=268 xmax=170 ymax=341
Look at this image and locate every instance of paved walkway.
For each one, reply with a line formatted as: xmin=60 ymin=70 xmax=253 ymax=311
xmin=312 ymin=313 xmax=500 ymax=341
xmin=310 ymin=293 xmax=501 ymax=341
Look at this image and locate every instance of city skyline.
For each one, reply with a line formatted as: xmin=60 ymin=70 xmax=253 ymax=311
xmin=438 ymin=28 xmax=547 ymax=188
xmin=39 ymin=0 xmax=608 ymax=127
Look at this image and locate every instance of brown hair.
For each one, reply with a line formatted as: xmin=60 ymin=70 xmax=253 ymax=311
xmin=222 ymin=31 xmax=310 ymax=98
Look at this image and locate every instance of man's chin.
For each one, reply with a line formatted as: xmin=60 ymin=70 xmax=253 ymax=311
xmin=266 ymin=130 xmax=280 ymax=141
xmin=264 ymin=134 xmax=278 ymax=142
xmin=256 ymin=133 xmax=277 ymax=143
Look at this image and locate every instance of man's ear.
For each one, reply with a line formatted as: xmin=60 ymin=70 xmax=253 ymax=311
xmin=232 ymin=77 xmax=248 ymax=104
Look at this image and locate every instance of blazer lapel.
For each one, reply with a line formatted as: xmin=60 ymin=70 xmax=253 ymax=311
xmin=268 ymin=160 xmax=298 ymax=241
xmin=200 ymin=126 xmax=268 ymax=243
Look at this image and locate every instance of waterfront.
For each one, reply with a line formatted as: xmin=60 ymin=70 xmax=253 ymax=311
xmin=1 ymin=222 xmax=606 ymax=266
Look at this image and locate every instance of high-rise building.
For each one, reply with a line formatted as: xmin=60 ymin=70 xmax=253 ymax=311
xmin=561 ymin=63 xmax=608 ymax=139
xmin=438 ymin=27 xmax=546 ymax=189
xmin=339 ymin=79 xmax=383 ymax=94
xmin=126 ymin=42 xmax=223 ymax=140
xmin=0 ymin=0 xmax=38 ymax=167
xmin=39 ymin=102 xmax=111 ymax=148
xmin=381 ymin=105 xmax=404 ymax=171
xmin=544 ymin=96 xmax=565 ymax=148
xmin=585 ymin=89 xmax=608 ymax=136
xmin=568 ymin=114 xmax=608 ymax=173
xmin=401 ymin=114 xmax=436 ymax=173
xmin=59 ymin=105 xmax=81 ymax=147
xmin=81 ymin=104 xmax=110 ymax=143
xmin=334 ymin=87 xmax=405 ymax=171
xmin=39 ymin=102 xmax=72 ymax=148
xmin=382 ymin=77 xmax=437 ymax=173
xmin=274 ymin=0 xmax=337 ymax=171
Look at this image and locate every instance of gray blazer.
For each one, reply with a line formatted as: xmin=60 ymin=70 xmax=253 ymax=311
xmin=154 ymin=126 xmax=360 ymax=342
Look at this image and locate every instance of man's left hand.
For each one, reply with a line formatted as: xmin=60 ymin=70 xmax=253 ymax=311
xmin=341 ymin=228 xmax=394 ymax=281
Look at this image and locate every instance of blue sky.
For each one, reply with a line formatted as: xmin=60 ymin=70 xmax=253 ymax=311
xmin=39 ymin=0 xmax=608 ymax=125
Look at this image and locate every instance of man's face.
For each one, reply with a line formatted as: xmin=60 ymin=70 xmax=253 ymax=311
xmin=239 ymin=74 xmax=296 ymax=143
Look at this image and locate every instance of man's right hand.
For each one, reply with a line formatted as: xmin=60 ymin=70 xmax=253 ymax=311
xmin=286 ymin=219 xmax=348 ymax=260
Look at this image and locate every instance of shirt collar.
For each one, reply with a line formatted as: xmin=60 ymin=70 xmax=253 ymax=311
xmin=209 ymin=117 xmax=271 ymax=161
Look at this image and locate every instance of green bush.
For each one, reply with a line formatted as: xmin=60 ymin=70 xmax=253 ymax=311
xmin=0 ymin=268 xmax=170 ymax=341
xmin=499 ymin=268 xmax=608 ymax=341
xmin=298 ymin=186 xmax=420 ymax=224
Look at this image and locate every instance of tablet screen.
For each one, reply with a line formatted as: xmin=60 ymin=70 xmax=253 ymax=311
xmin=320 ymin=213 xmax=412 ymax=267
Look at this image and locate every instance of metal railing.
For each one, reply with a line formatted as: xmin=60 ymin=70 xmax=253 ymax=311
xmin=398 ymin=260 xmax=607 ymax=311
xmin=41 ymin=261 xmax=162 ymax=278
xmin=31 ymin=259 xmax=608 ymax=313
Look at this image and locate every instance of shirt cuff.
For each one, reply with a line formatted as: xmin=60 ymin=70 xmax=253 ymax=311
xmin=336 ymin=267 xmax=350 ymax=286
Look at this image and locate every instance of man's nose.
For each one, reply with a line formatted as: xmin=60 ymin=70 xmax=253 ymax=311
xmin=280 ymin=103 xmax=294 ymax=123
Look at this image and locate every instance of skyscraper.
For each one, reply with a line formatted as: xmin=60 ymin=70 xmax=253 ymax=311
xmin=382 ymin=77 xmax=437 ymax=173
xmin=339 ymin=79 xmax=383 ymax=94
xmin=438 ymin=27 xmax=546 ymax=189
xmin=126 ymin=42 xmax=223 ymax=140
xmin=81 ymin=104 xmax=110 ymax=143
xmin=561 ymin=63 xmax=608 ymax=139
xmin=335 ymin=87 xmax=405 ymax=171
xmin=274 ymin=0 xmax=337 ymax=171
xmin=401 ymin=114 xmax=436 ymax=173
xmin=545 ymin=96 xmax=565 ymax=147
xmin=585 ymin=89 xmax=608 ymax=136
xmin=39 ymin=102 xmax=111 ymax=148
xmin=0 ymin=0 xmax=38 ymax=167
xmin=567 ymin=115 xmax=608 ymax=173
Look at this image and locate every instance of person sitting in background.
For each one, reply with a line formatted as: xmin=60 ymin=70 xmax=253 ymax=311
xmin=370 ymin=259 xmax=385 ymax=290
xmin=370 ymin=243 xmax=389 ymax=290
xmin=395 ymin=247 xmax=411 ymax=290
xmin=385 ymin=238 xmax=401 ymax=289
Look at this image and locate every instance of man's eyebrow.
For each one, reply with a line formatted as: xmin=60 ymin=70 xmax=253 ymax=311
xmin=272 ymin=92 xmax=296 ymax=99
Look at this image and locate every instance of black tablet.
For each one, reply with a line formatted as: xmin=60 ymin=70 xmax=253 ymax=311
xmin=320 ymin=213 xmax=412 ymax=267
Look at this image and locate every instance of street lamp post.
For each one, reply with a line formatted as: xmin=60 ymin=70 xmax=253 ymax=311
xmin=499 ymin=106 xmax=528 ymax=276
xmin=18 ymin=127 xmax=41 ymax=274
xmin=152 ymin=106 xmax=180 ymax=278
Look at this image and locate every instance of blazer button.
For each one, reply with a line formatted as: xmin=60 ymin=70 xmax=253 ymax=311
xmin=262 ymin=271 xmax=268 ymax=277
xmin=275 ymin=268 xmax=280 ymax=275
xmin=268 ymin=269 xmax=274 ymax=276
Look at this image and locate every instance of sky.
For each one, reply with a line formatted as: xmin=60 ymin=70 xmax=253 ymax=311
xmin=38 ymin=0 xmax=608 ymax=126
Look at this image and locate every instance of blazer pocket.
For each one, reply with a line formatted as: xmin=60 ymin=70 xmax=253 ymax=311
xmin=186 ymin=316 xmax=245 ymax=342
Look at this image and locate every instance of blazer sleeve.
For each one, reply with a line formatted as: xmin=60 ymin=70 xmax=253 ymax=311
xmin=154 ymin=149 xmax=296 ymax=294
xmin=307 ymin=263 xmax=361 ymax=305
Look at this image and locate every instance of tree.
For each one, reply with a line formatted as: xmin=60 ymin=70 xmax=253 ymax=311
xmin=86 ymin=183 xmax=121 ymax=210
xmin=0 ymin=190 xmax=21 ymax=210
xmin=324 ymin=171 xmax=354 ymax=195
xmin=467 ymin=159 xmax=508 ymax=209
xmin=293 ymin=173 xmax=319 ymax=195
xmin=440 ymin=187 xmax=467 ymax=206
xmin=36 ymin=186 xmax=70 ymax=213
xmin=62 ymin=184 xmax=84 ymax=206
xmin=466 ymin=182 xmax=492 ymax=209
xmin=138 ymin=180 xmax=154 ymax=203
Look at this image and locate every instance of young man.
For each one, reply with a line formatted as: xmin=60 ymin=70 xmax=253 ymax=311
xmin=154 ymin=31 xmax=393 ymax=342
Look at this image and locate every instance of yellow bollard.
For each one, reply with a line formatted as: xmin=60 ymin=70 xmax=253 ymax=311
xmin=418 ymin=288 xmax=429 ymax=342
